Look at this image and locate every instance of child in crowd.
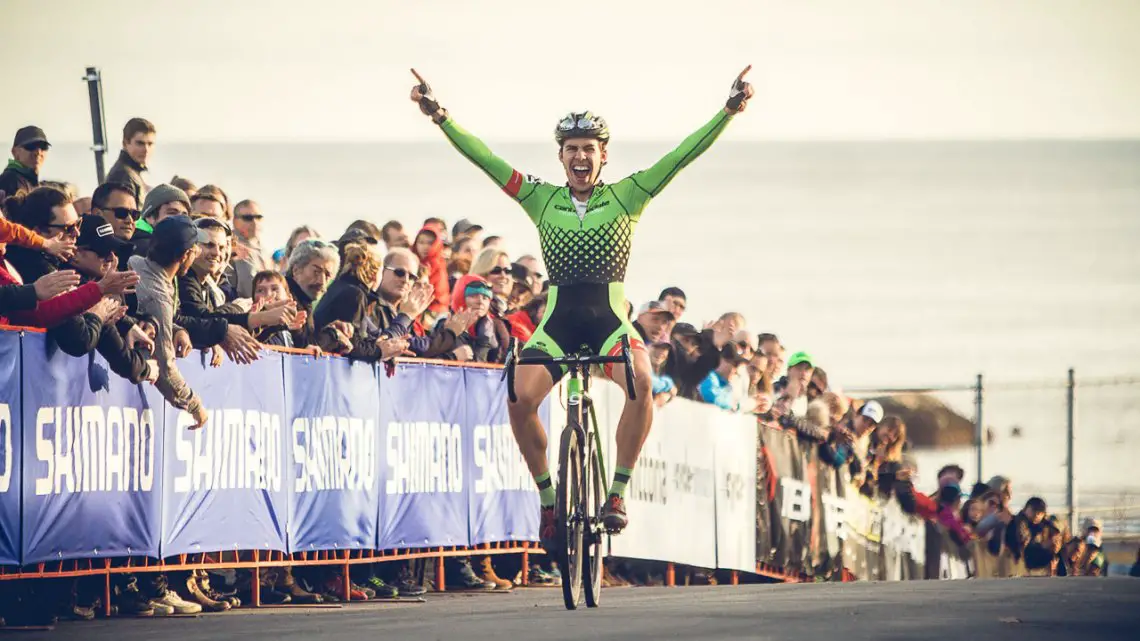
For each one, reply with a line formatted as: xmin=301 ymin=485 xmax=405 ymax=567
xmin=251 ymin=270 xmax=306 ymax=348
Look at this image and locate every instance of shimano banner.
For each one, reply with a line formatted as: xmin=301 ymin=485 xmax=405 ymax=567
xmin=285 ymin=356 xmax=381 ymax=552
xmin=377 ymin=363 xmax=468 ymax=549
xmin=20 ymin=332 xmax=165 ymax=563
xmin=607 ymin=399 xmax=717 ymax=569
xmin=713 ymin=410 xmax=757 ymax=573
xmin=0 ymin=331 xmax=21 ymax=564
xmin=161 ymin=353 xmax=289 ymax=556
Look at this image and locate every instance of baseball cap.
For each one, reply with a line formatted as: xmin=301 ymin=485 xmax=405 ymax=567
xmin=141 ymin=184 xmax=191 ymax=220
xmin=859 ymin=400 xmax=884 ymax=424
xmin=788 ymin=351 xmax=815 ymax=368
xmin=152 ymin=215 xmax=204 ymax=256
xmin=13 ymin=126 xmax=50 ymax=149
xmin=464 ymin=280 xmax=493 ymax=298
xmin=1083 ymin=517 xmax=1103 ymax=532
xmin=195 ymin=216 xmax=232 ymax=236
xmin=452 ymin=218 xmax=483 ymax=239
xmin=76 ymin=215 xmax=130 ymax=257
xmin=637 ymin=300 xmax=675 ymax=319
xmin=671 ymin=322 xmax=699 ymax=339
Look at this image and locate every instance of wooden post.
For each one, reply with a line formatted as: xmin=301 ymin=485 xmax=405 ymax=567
xmin=103 ymin=561 xmax=112 ymax=617
xmin=665 ymin=562 xmax=675 ymax=587
xmin=731 ymin=571 xmax=739 ymax=586
xmin=252 ymin=551 xmax=261 ymax=607
xmin=342 ymin=552 xmax=352 ymax=602
xmin=521 ymin=545 xmax=530 ymax=586
xmin=436 ymin=551 xmax=446 ymax=592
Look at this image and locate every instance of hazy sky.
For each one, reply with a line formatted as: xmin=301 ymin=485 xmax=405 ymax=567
xmin=3 ymin=0 xmax=1139 ymax=142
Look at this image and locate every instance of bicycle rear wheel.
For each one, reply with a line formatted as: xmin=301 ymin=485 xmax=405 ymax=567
xmin=557 ymin=424 xmax=584 ymax=610
xmin=582 ymin=435 xmax=604 ymax=608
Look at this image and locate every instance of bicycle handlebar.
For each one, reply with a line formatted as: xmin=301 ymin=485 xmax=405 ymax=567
xmin=503 ymin=335 xmax=637 ymax=403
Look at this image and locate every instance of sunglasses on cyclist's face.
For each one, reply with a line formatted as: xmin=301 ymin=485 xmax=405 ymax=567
xmin=238 ymin=214 xmax=264 ymax=222
xmin=104 ymin=206 xmax=141 ymax=221
xmin=384 ymin=266 xmax=418 ymax=282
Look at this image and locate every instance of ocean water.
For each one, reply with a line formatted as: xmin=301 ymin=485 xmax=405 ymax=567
xmin=41 ymin=138 xmax=1140 ymax=503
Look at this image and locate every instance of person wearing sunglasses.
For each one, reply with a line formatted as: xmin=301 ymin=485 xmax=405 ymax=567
xmin=409 ymin=66 xmax=754 ymax=536
xmin=231 ymin=199 xmax=274 ymax=299
xmin=90 ymin=181 xmax=141 ymax=269
xmin=0 ymin=126 xmax=50 ymax=199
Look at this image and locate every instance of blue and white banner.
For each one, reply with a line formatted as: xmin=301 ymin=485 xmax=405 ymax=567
xmin=161 ymin=352 xmax=288 ymax=556
xmin=285 ymin=356 xmax=380 ymax=552
xmin=20 ymin=332 xmax=164 ymax=563
xmin=464 ymin=368 xmax=548 ymax=545
xmin=377 ymin=363 xmax=468 ymax=549
xmin=0 ymin=331 xmax=22 ymax=564
xmin=713 ymin=410 xmax=757 ymax=572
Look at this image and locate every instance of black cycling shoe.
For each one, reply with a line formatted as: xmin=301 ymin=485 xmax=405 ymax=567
xmin=601 ymin=495 xmax=628 ymax=533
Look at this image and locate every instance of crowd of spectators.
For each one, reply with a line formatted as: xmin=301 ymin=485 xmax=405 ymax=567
xmin=1 ymin=119 xmax=1135 ymax=624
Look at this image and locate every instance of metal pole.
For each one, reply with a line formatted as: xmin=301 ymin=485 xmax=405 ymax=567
xmin=974 ymin=374 xmax=984 ymax=484
xmin=1066 ymin=368 xmax=1076 ymax=534
xmin=82 ymin=66 xmax=108 ymax=184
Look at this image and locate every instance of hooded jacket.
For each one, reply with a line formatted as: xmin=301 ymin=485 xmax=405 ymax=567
xmin=416 ymin=223 xmax=450 ymax=318
xmin=505 ymin=308 xmax=536 ymax=343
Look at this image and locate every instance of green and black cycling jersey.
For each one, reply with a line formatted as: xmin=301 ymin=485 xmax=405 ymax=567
xmin=438 ymin=110 xmax=734 ymax=373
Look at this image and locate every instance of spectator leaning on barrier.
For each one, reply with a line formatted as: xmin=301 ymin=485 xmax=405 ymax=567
xmin=133 ymin=184 xmax=191 ymax=260
xmin=314 ymin=242 xmax=409 ymax=361
xmin=251 ymin=270 xmax=304 ymax=348
xmin=435 ymin=276 xmax=509 ymax=363
xmin=633 ymin=300 xmax=675 ymax=344
xmin=230 ymin=199 xmax=274 ymax=298
xmin=1 ymin=125 xmax=50 ymax=198
xmin=5 ymin=187 xmax=138 ymax=356
xmin=665 ymin=313 xmax=738 ymax=399
xmin=129 ymin=215 xmax=208 ymax=429
xmin=90 ymin=181 xmax=140 ymax=270
xmin=177 ymin=217 xmax=269 ymax=364
xmin=285 ymin=238 xmax=338 ymax=346
xmin=66 ymin=216 xmax=156 ymax=384
xmin=698 ymin=343 xmax=749 ymax=411
xmin=105 ymin=117 xmax=155 ymax=202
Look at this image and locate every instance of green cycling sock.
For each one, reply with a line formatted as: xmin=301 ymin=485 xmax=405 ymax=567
xmin=609 ymin=466 xmax=633 ymax=499
xmin=535 ymin=471 xmax=556 ymax=508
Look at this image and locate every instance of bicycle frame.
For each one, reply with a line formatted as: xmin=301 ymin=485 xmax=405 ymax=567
xmin=564 ymin=369 xmax=607 ymax=527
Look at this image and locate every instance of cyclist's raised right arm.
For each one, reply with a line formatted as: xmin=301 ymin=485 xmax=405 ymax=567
xmin=438 ymin=119 xmax=543 ymax=210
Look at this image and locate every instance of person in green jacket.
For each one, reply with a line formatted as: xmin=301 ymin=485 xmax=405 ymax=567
xmin=409 ymin=66 xmax=753 ymax=541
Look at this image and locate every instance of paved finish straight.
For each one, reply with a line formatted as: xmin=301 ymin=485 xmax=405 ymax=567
xmin=16 ymin=578 xmax=1140 ymax=640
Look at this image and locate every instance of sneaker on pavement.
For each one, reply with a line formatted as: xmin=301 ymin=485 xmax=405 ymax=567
xmin=154 ymin=589 xmax=203 ymax=615
xmin=285 ymin=581 xmax=324 ymax=604
xmin=477 ymin=556 xmax=513 ymax=590
xmin=258 ymin=586 xmax=292 ymax=605
xmin=528 ymin=564 xmax=555 ymax=586
xmin=147 ymin=599 xmax=175 ymax=616
xmin=395 ymin=567 xmax=427 ymax=597
xmin=601 ymin=495 xmax=628 ymax=532
xmin=365 ymin=577 xmax=399 ymax=599
xmin=198 ymin=571 xmax=241 ymax=608
xmin=455 ymin=558 xmax=496 ymax=590
xmin=57 ymin=603 xmax=95 ymax=621
xmin=322 ymin=577 xmax=368 ymax=602
xmin=539 ymin=506 xmax=558 ymax=553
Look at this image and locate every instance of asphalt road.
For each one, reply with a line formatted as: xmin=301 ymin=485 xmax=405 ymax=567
xmin=16 ymin=578 xmax=1140 ymax=641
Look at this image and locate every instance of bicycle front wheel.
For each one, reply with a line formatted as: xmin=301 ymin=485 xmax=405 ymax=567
xmin=557 ymin=424 xmax=584 ymax=610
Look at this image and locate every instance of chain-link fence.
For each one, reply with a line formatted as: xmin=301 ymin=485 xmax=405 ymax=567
xmin=849 ymin=372 xmax=1140 ymax=540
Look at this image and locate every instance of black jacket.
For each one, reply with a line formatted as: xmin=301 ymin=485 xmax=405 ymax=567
xmin=5 ymin=244 xmax=102 ymax=356
xmin=0 ymin=162 xmax=37 ymax=199
xmin=431 ymin=314 xmax=508 ymax=363
xmin=286 ymin=274 xmax=315 ymax=347
xmin=75 ymin=273 xmax=151 ymax=384
xmin=375 ymin=298 xmax=458 ymax=358
xmin=665 ymin=329 xmax=721 ymax=400
xmin=312 ymin=272 xmax=383 ymax=361
xmin=175 ymin=266 xmax=243 ymax=349
xmin=0 ymin=283 xmax=38 ymax=315
xmin=104 ymin=150 xmax=147 ymax=202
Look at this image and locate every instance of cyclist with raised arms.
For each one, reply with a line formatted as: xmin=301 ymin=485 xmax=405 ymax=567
xmin=409 ymin=67 xmax=754 ymax=544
